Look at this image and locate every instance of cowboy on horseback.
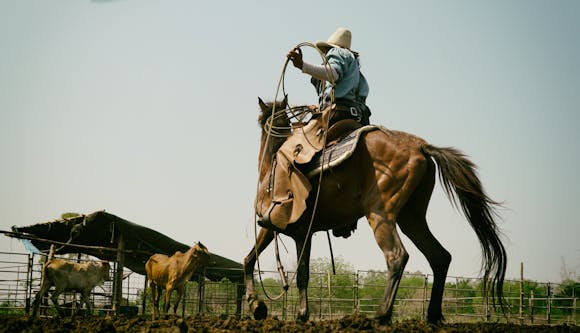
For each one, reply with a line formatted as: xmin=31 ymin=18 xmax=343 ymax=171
xmin=256 ymin=28 xmax=374 ymax=231
xmin=287 ymin=27 xmax=371 ymax=126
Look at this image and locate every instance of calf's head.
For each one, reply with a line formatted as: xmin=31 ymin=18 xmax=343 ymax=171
xmin=100 ymin=261 xmax=112 ymax=281
xmin=193 ymin=242 xmax=211 ymax=267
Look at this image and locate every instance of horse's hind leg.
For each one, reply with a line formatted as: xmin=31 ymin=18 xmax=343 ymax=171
xmin=368 ymin=212 xmax=409 ymax=323
xmin=398 ymin=163 xmax=451 ymax=323
xmin=243 ymin=227 xmax=274 ymax=319
xmin=399 ymin=210 xmax=451 ymax=323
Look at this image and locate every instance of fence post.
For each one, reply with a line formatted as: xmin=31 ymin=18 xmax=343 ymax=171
xmin=236 ymin=282 xmax=244 ymax=318
xmin=142 ymin=277 xmax=147 ymax=316
xmin=282 ymin=273 xmax=288 ymax=320
xmin=113 ymin=232 xmax=125 ymax=314
xmin=519 ymin=262 xmax=524 ymax=324
xmin=26 ymin=254 xmax=33 ymax=315
xmin=546 ymin=282 xmax=551 ymax=324
xmin=485 ymin=278 xmax=490 ymax=322
xmin=37 ymin=245 xmax=55 ymax=316
xmin=529 ymin=289 xmax=534 ymax=324
xmin=319 ymin=272 xmax=323 ymax=319
xmin=573 ymin=296 xmax=577 ymax=326
xmin=455 ymin=276 xmax=459 ymax=317
xmin=354 ymin=271 xmax=359 ymax=314
xmin=181 ymin=284 xmax=187 ymax=317
xmin=15 ymin=265 xmax=20 ymax=312
xmin=197 ymin=273 xmax=205 ymax=314
xmin=422 ymin=274 xmax=428 ymax=321
xmin=327 ymin=271 xmax=332 ymax=320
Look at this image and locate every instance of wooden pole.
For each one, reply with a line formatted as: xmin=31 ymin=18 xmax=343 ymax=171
xmin=546 ymin=282 xmax=551 ymax=324
xmin=422 ymin=274 xmax=428 ymax=321
xmin=47 ymin=244 xmax=55 ymax=261
xmin=235 ymin=282 xmax=244 ymax=318
xmin=181 ymin=284 xmax=186 ymax=317
xmin=327 ymin=271 xmax=332 ymax=319
xmin=142 ymin=277 xmax=148 ymax=316
xmin=520 ymin=262 xmax=524 ymax=324
xmin=197 ymin=275 xmax=205 ymax=314
xmin=353 ymin=271 xmax=359 ymax=315
xmin=318 ymin=271 xmax=323 ymax=319
xmin=113 ymin=232 xmax=125 ymax=315
xmin=573 ymin=296 xmax=577 ymax=326
xmin=485 ymin=278 xmax=490 ymax=322
xmin=25 ymin=254 xmax=34 ymax=315
xmin=282 ymin=274 xmax=288 ymax=320
xmin=529 ymin=289 xmax=534 ymax=324
xmin=39 ymin=245 xmax=55 ymax=316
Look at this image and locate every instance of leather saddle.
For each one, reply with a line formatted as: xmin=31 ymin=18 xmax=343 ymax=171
xmin=257 ymin=108 xmax=378 ymax=232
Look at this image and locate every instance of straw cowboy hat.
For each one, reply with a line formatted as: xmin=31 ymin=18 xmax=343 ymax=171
xmin=315 ymin=27 xmax=352 ymax=51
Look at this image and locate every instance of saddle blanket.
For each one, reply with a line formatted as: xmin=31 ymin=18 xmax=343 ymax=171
xmin=302 ymin=125 xmax=379 ymax=178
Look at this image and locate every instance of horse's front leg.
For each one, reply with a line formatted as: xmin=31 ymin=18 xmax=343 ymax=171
xmin=243 ymin=227 xmax=274 ymax=319
xmin=294 ymin=234 xmax=312 ymax=322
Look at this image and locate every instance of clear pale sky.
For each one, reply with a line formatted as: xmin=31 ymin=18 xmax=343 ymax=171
xmin=1 ymin=1 xmax=578 ymax=283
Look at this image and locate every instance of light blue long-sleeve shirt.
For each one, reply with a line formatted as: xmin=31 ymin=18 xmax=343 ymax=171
xmin=321 ymin=47 xmax=369 ymax=104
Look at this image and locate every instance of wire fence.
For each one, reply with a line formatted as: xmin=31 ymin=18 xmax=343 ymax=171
xmin=0 ymin=251 xmax=577 ymax=326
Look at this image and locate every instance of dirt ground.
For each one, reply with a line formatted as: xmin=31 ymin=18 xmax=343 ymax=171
xmin=1 ymin=314 xmax=578 ymax=333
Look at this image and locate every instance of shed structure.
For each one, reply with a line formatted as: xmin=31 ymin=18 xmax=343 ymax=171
xmin=11 ymin=211 xmax=244 ymax=314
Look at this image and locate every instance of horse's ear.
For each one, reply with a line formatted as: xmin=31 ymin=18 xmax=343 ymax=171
xmin=258 ymin=97 xmax=267 ymax=112
xmin=258 ymin=97 xmax=269 ymax=113
xmin=282 ymin=94 xmax=288 ymax=107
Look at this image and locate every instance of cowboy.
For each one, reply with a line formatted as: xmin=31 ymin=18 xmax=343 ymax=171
xmin=257 ymin=28 xmax=371 ymax=231
xmin=287 ymin=27 xmax=371 ymax=126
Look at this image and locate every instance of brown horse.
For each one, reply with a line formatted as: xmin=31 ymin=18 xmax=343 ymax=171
xmin=244 ymin=97 xmax=506 ymax=323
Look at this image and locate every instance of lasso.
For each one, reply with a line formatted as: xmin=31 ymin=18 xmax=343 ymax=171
xmin=252 ymin=42 xmax=336 ymax=301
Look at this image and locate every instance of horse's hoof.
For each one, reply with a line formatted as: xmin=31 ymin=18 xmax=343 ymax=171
xmin=375 ymin=310 xmax=392 ymax=325
xmin=427 ymin=314 xmax=445 ymax=325
xmin=253 ymin=300 xmax=267 ymax=320
xmin=376 ymin=316 xmax=391 ymax=325
xmin=296 ymin=310 xmax=309 ymax=323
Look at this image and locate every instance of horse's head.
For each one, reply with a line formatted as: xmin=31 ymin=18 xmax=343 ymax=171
xmin=257 ymin=96 xmax=291 ymax=162
xmin=190 ymin=242 xmax=212 ymax=267
xmin=258 ymin=95 xmax=290 ymax=130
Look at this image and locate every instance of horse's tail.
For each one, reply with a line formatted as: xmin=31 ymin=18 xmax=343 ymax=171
xmin=422 ymin=144 xmax=507 ymax=312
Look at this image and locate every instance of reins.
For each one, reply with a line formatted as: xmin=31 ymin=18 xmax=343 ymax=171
xmin=253 ymin=42 xmax=337 ymax=301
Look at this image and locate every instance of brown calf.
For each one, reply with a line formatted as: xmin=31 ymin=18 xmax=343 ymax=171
xmin=145 ymin=242 xmax=210 ymax=319
xmin=31 ymin=259 xmax=111 ymax=317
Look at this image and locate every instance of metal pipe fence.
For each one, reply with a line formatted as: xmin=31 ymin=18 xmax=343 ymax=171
xmin=0 ymin=252 xmax=31 ymax=314
xmin=0 ymin=252 xmax=577 ymax=325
